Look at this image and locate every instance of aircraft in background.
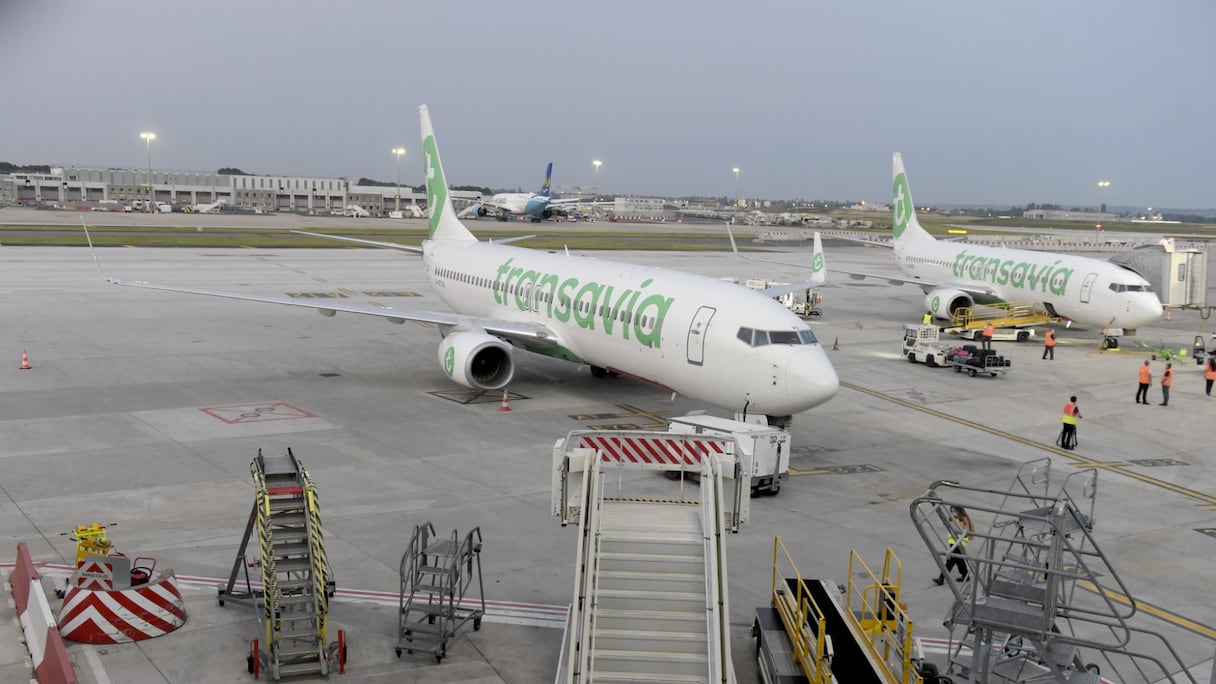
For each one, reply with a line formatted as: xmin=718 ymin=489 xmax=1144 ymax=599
xmin=460 ymin=162 xmax=584 ymax=222
xmin=827 ymin=154 xmax=1163 ymax=336
xmin=85 ymin=105 xmax=838 ymax=425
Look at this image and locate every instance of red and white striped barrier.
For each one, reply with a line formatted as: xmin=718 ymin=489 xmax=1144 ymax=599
xmin=58 ymin=571 xmax=187 ymax=644
xmin=8 ymin=543 xmax=78 ymax=684
xmin=575 ymin=433 xmax=726 ymax=466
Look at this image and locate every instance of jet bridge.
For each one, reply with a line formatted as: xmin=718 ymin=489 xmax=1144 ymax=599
xmin=551 ymin=429 xmax=752 ymax=684
xmin=910 ymin=459 xmax=1196 ymax=683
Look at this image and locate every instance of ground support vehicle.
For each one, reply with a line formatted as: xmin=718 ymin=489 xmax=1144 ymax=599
xmin=944 ymin=346 xmax=1011 ymax=377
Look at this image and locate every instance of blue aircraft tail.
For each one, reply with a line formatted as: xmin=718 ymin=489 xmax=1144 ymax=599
xmin=538 ymin=162 xmax=553 ymax=197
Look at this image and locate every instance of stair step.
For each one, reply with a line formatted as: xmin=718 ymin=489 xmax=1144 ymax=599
xmin=595 ymin=607 xmax=704 ymax=633
xmin=271 ymin=542 xmax=310 ymax=557
xmin=596 ymin=588 xmax=706 ymax=612
xmin=590 ymin=673 xmax=706 ymax=684
xmin=277 ymin=662 xmax=325 ymax=677
xmin=597 ymin=551 xmax=704 ymax=572
xmin=593 ymin=628 xmax=706 ymax=654
xmin=591 ymin=649 xmax=707 ymax=677
xmin=596 ymin=569 xmax=705 ymax=594
xmin=274 ymin=558 xmax=313 ymax=573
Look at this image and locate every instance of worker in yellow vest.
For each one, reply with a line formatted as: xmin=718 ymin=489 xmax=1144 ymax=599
xmin=1059 ymin=395 xmax=1081 ymax=450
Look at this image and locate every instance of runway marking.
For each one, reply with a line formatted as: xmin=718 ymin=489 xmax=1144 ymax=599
xmin=1127 ymin=458 xmax=1190 ymax=467
xmin=6 ymin=563 xmax=569 ymax=630
xmin=83 ymin=647 xmax=113 ymax=684
xmin=842 ymin=382 xmax=1216 ymax=508
xmin=1077 ymin=581 xmax=1216 ymax=641
xmin=789 ymin=464 xmax=885 ymax=476
xmin=200 ymin=401 xmax=316 ymax=424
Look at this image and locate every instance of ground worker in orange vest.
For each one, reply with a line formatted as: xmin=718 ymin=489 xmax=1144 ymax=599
xmin=981 ymin=321 xmax=995 ymax=350
xmin=1059 ymin=395 xmax=1081 ymax=450
xmin=1206 ymin=358 xmax=1216 ymax=396
xmin=1042 ymin=329 xmax=1056 ymax=360
xmin=1135 ymin=360 xmax=1152 ymax=404
xmin=1160 ymin=362 xmax=1173 ymax=406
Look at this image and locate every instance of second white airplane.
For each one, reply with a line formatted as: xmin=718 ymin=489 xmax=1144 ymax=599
xmin=836 ymin=154 xmax=1163 ymax=333
xmin=87 ymin=106 xmax=838 ymax=425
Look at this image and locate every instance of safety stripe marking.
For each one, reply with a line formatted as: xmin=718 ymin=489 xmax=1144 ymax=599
xmin=1076 ymin=581 xmax=1216 ymax=641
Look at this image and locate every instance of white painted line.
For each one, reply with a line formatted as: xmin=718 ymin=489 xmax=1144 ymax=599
xmin=83 ymin=646 xmax=112 ymax=684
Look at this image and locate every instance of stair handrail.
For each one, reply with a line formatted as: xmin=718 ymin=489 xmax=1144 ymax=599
xmin=702 ymin=453 xmax=734 ymax=682
xmin=251 ymin=453 xmax=278 ymax=651
xmin=300 ymin=458 xmax=329 ymax=646
xmin=565 ymin=449 xmax=598 ymax=682
xmin=575 ymin=451 xmax=607 ymax=682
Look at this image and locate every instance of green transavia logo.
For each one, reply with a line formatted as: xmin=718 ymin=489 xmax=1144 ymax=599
xmin=492 ymin=257 xmax=673 ymax=348
xmin=443 ymin=346 xmax=455 ymax=377
xmin=892 ymin=173 xmax=913 ymax=238
xmin=424 ymin=135 xmax=445 ymax=237
xmin=931 ymin=295 xmax=940 ymax=312
xmin=812 ymin=252 xmax=824 ymax=272
xmin=952 ymin=250 xmax=1074 ymax=296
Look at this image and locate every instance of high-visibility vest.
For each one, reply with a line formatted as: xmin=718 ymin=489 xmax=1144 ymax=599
xmin=1206 ymin=365 xmax=1216 ymax=381
xmin=948 ymin=534 xmax=970 ymax=547
xmin=1044 ymin=330 xmax=1055 ymax=347
xmin=1062 ymin=402 xmax=1078 ymax=425
xmin=1139 ymin=365 xmax=1152 ymax=384
xmin=1163 ymin=369 xmax=1173 ymax=387
xmin=983 ymin=323 xmax=994 ymax=336
xmin=923 ymin=313 xmax=932 ymax=325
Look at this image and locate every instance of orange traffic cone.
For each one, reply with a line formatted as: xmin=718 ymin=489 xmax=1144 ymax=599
xmin=20 ymin=349 xmax=31 ymax=370
xmin=499 ymin=389 xmax=511 ymax=412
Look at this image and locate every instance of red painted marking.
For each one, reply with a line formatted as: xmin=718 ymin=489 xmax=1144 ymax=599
xmin=266 ymin=486 xmax=303 ymax=496
xmin=200 ymin=402 xmax=316 ymax=424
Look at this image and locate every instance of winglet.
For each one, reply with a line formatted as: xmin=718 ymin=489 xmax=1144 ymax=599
xmin=809 ymin=231 xmax=827 ymax=286
xmin=419 ymin=105 xmax=476 ymax=242
xmin=80 ymin=217 xmax=114 ymax=282
xmin=891 ymin=153 xmax=934 ymax=243
xmin=539 ymin=162 xmax=553 ymax=197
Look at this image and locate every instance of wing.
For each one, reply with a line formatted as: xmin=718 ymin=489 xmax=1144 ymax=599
xmin=292 ymin=230 xmax=423 ymax=253
xmin=83 ymin=223 xmax=562 ymax=350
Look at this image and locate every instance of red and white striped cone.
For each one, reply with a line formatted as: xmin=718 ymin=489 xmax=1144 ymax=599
xmin=499 ymin=390 xmax=511 ymax=412
xmin=20 ymin=349 xmax=31 ymax=370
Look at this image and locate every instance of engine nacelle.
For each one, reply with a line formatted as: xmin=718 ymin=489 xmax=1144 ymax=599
xmin=541 ymin=208 xmax=552 ymax=219
xmin=437 ymin=331 xmax=514 ymax=390
xmin=476 ymin=206 xmax=488 ymax=217
xmin=925 ymin=288 xmax=974 ymax=320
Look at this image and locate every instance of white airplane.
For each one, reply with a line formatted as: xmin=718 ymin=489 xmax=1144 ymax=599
xmin=463 ymin=162 xmax=583 ymax=222
xmin=833 ymin=154 xmax=1163 ymax=335
xmin=85 ymin=105 xmax=839 ymax=425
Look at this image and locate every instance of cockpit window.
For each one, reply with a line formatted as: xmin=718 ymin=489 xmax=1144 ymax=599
xmin=1109 ymin=283 xmax=1153 ymax=293
xmin=736 ymin=327 xmax=819 ymax=347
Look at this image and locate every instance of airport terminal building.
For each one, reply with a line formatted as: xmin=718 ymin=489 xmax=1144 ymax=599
xmin=0 ymin=166 xmax=435 ymax=216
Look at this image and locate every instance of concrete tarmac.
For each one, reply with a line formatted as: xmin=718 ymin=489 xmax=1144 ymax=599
xmin=1 ymin=233 xmax=1213 ymax=683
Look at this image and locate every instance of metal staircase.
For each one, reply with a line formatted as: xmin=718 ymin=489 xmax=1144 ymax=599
xmin=395 ymin=522 xmax=485 ymax=663
xmin=552 ymin=429 xmax=749 ymax=684
xmin=910 ymin=458 xmax=1195 ymax=683
xmin=219 ymin=448 xmax=343 ymax=680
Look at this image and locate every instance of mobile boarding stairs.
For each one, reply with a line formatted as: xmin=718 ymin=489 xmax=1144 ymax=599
xmin=910 ymin=458 xmax=1195 ymax=683
xmin=551 ymin=429 xmax=754 ymax=683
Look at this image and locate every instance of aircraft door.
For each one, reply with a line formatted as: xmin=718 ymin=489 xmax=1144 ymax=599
xmin=686 ymin=306 xmax=717 ymax=366
xmin=1079 ymin=272 xmax=1098 ymax=303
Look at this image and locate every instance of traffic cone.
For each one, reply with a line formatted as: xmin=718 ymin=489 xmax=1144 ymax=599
xmin=499 ymin=389 xmax=511 ymax=412
xmin=20 ymin=349 xmax=31 ymax=370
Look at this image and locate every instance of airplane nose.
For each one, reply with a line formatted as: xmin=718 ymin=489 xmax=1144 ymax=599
xmin=786 ymin=346 xmax=840 ymax=411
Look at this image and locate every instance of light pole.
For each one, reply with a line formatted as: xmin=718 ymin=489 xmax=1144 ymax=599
xmin=592 ymin=160 xmax=602 ymax=197
xmin=140 ymin=131 xmax=156 ymax=212
xmin=392 ymin=147 xmax=406 ymax=213
xmin=1096 ymin=180 xmax=1110 ymax=213
xmin=732 ymin=167 xmax=741 ymax=207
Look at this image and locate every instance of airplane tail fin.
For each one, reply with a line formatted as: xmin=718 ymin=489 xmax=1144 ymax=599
xmin=538 ymin=162 xmax=553 ymax=197
xmin=809 ymin=231 xmax=827 ymax=286
xmin=891 ymin=153 xmax=934 ymax=243
xmin=420 ymin=105 xmax=477 ymax=241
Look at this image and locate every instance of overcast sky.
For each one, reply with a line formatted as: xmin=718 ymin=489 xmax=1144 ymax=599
xmin=2 ymin=2 xmax=1212 ymax=209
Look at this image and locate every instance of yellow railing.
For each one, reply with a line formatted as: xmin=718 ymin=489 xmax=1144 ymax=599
xmin=303 ymin=468 xmax=329 ymax=645
xmin=771 ymin=536 xmax=834 ymax=684
xmin=951 ymin=301 xmax=1052 ymax=329
xmin=251 ymin=461 xmax=277 ymax=649
xmin=847 ymin=549 xmax=922 ymax=684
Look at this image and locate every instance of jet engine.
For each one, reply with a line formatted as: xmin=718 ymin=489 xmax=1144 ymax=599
xmin=437 ymin=331 xmax=514 ymax=390
xmin=476 ymin=206 xmax=488 ymax=217
xmin=541 ymin=208 xmax=552 ymax=219
xmin=925 ymin=288 xmax=974 ymax=319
